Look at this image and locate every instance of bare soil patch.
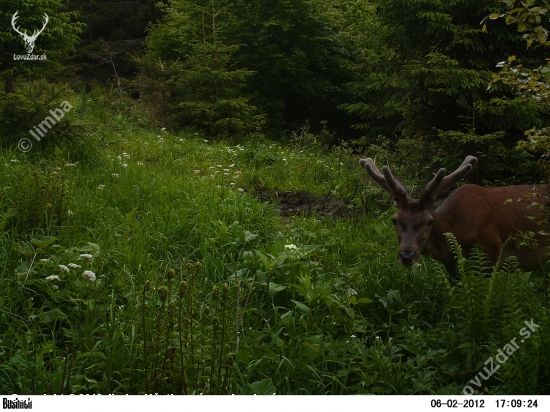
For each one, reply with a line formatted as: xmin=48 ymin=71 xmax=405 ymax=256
xmin=254 ymin=188 xmax=357 ymax=218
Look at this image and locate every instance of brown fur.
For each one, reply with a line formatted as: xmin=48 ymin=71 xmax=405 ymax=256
xmin=394 ymin=184 xmax=549 ymax=275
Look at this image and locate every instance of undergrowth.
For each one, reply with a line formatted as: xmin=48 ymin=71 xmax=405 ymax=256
xmin=0 ymin=91 xmax=548 ymax=394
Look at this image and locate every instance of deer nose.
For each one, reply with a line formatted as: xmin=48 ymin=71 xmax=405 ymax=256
xmin=398 ymin=251 xmax=416 ymax=265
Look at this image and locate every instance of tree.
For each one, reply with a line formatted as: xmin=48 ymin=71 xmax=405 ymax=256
xmin=144 ymin=0 xmax=257 ymax=137
xmin=487 ymin=0 xmax=550 ymax=163
xmin=66 ymin=0 xmax=164 ymax=82
xmin=342 ymin=0 xmax=549 ymax=184
xmin=228 ymin=0 xmax=354 ymax=132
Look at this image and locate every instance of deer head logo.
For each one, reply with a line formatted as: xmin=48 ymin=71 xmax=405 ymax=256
xmin=11 ymin=11 xmax=49 ymax=54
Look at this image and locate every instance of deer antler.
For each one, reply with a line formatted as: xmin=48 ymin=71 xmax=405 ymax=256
xmin=31 ymin=13 xmax=49 ymax=40
xmin=359 ymin=158 xmax=408 ymax=203
xmin=11 ymin=12 xmax=49 ymax=54
xmin=422 ymin=156 xmax=478 ymax=201
xmin=11 ymin=11 xmax=28 ymax=38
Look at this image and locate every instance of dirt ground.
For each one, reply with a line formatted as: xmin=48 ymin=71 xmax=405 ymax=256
xmin=254 ymin=188 xmax=357 ymax=218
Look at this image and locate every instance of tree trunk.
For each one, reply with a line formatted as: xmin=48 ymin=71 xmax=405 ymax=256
xmin=5 ymin=73 xmax=13 ymax=93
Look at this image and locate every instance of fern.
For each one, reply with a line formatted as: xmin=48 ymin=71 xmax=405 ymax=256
xmin=442 ymin=233 xmax=550 ymax=393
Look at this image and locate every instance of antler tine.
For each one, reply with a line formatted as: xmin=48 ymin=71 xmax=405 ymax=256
xmin=359 ymin=158 xmax=408 ymax=201
xmin=423 ymin=156 xmax=478 ymax=201
xmin=11 ymin=11 xmax=27 ymax=37
xmin=359 ymin=158 xmax=390 ymax=192
xmin=38 ymin=13 xmax=48 ymax=34
xmin=31 ymin=14 xmax=48 ymax=39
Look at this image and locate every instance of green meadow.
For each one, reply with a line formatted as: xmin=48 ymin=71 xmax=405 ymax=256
xmin=0 ymin=93 xmax=548 ymax=395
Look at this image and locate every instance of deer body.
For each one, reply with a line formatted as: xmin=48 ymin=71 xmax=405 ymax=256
xmin=360 ymin=156 xmax=549 ymax=275
xmin=426 ymin=184 xmax=548 ymax=274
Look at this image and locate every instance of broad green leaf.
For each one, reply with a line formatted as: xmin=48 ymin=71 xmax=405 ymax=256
xmin=268 ymin=282 xmax=286 ymax=293
xmin=244 ymin=231 xmax=258 ymax=242
xmin=248 ymin=378 xmax=276 ymax=395
xmin=39 ymin=308 xmax=67 ymax=322
xmin=79 ymin=242 xmax=100 ymax=252
xmin=291 ymin=299 xmax=311 ymax=314
xmin=31 ymin=236 xmax=58 ymax=249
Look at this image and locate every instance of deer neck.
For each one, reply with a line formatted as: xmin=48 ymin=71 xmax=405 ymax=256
xmin=425 ymin=211 xmax=454 ymax=265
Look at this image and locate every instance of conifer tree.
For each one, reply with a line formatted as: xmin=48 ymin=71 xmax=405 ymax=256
xmin=342 ymin=0 xmax=549 ymax=183
xmin=144 ymin=0 xmax=257 ymax=137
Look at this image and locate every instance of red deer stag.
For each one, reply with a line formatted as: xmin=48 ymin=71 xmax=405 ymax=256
xmin=359 ymin=156 xmax=549 ymax=275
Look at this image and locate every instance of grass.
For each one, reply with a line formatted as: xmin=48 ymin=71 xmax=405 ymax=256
xmin=0 ymin=90 xmax=549 ymax=394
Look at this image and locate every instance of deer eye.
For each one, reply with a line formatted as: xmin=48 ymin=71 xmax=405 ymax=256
xmin=391 ymin=217 xmax=397 ymax=225
xmin=427 ymin=219 xmax=434 ymax=226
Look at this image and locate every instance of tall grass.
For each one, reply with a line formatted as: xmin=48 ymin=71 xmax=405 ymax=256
xmin=0 ymin=92 xmax=548 ymax=394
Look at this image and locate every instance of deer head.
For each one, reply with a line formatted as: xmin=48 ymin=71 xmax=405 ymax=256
xmin=12 ymin=11 xmax=49 ymax=54
xmin=360 ymin=156 xmax=478 ymax=266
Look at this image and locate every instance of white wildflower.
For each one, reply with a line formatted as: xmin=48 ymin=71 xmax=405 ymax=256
xmin=284 ymin=244 xmax=298 ymax=250
xmin=112 ymin=173 xmax=119 ymax=178
xmin=194 ymin=170 xmax=201 ymax=174
xmin=39 ymin=259 xmax=51 ymax=263
xmin=58 ymin=265 xmax=70 ymax=273
xmin=45 ymin=275 xmax=60 ymax=282
xmin=223 ymin=169 xmax=230 ymax=172
xmin=79 ymin=254 xmax=93 ymax=260
xmin=122 ymin=164 xmax=128 ymax=168
xmin=68 ymin=263 xmax=81 ymax=269
xmin=237 ymin=188 xmax=244 ymax=193
xmin=82 ymin=270 xmax=96 ymax=282
xmin=52 ymin=285 xmax=59 ymax=290
xmin=137 ymin=161 xmax=144 ymax=166
xmin=98 ymin=184 xmax=105 ymax=190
